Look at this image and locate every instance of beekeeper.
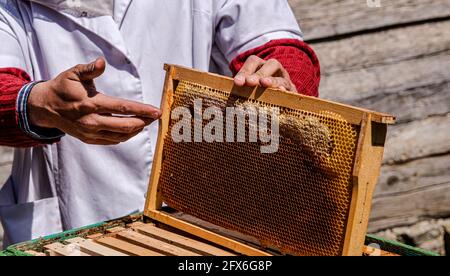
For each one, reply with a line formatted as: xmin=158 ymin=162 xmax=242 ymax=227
xmin=0 ymin=0 xmax=320 ymax=247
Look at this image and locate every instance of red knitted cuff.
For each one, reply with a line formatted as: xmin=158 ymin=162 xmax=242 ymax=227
xmin=230 ymin=39 xmax=321 ymax=97
xmin=0 ymin=68 xmax=59 ymax=147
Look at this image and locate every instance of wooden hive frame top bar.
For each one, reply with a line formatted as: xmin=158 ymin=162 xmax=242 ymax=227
xmin=164 ymin=64 xmax=396 ymax=125
xmin=144 ymin=64 xmax=396 ymax=256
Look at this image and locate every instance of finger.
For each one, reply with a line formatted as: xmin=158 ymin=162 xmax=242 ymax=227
xmin=74 ymin=58 xmax=106 ymax=82
xmin=247 ymin=59 xmax=283 ymax=87
xmin=77 ymin=128 xmax=143 ymax=144
xmin=93 ymin=115 xmax=154 ymax=134
xmin=234 ymin=55 xmax=264 ymax=86
xmin=246 ymin=59 xmax=282 ymax=86
xmin=93 ymin=93 xmax=162 ymax=119
xmin=75 ymin=114 xmax=152 ymax=135
xmin=260 ymin=77 xmax=293 ymax=91
xmin=58 ymin=119 xmax=128 ymax=145
xmin=260 ymin=77 xmax=297 ymax=92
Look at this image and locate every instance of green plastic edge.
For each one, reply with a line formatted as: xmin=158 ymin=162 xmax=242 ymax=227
xmin=1 ymin=220 xmax=108 ymax=256
xmin=0 ymin=215 xmax=441 ymax=256
xmin=365 ymin=234 xmax=440 ymax=256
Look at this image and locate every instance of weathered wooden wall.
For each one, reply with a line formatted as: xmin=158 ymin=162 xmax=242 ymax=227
xmin=288 ymin=0 xmax=450 ymax=233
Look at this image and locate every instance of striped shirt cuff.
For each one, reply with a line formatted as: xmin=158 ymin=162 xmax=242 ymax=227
xmin=16 ymin=81 xmax=65 ymax=140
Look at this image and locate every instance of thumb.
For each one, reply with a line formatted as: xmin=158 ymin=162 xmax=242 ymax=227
xmin=75 ymin=57 xmax=106 ymax=82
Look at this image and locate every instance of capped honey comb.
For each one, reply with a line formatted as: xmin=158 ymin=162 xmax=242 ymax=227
xmin=159 ymin=80 xmax=359 ymax=256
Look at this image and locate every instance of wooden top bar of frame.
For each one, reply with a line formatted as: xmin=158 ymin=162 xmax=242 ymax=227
xmin=164 ymin=64 xmax=396 ymax=126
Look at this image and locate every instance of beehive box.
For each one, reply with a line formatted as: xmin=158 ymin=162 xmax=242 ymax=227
xmin=0 ymin=214 xmax=438 ymax=256
xmin=2 ymin=65 xmax=434 ymax=256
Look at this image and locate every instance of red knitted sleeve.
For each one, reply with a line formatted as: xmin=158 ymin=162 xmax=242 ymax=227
xmin=229 ymin=39 xmax=321 ymax=97
xmin=0 ymin=68 xmax=58 ymax=147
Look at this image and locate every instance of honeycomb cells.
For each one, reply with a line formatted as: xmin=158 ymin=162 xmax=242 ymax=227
xmin=159 ymin=80 xmax=359 ymax=256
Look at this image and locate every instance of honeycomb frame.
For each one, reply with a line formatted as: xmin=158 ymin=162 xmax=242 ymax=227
xmin=144 ymin=65 xmax=395 ymax=256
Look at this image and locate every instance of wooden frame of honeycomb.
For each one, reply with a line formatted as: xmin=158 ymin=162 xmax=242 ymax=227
xmin=143 ymin=64 xmax=396 ymax=256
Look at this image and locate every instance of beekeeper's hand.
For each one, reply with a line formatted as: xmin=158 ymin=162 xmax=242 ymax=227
xmin=233 ymin=55 xmax=297 ymax=92
xmin=27 ymin=58 xmax=161 ymax=145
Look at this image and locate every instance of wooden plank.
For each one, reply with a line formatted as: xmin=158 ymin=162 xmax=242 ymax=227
xmin=66 ymin=237 xmax=128 ymax=256
xmin=369 ymin=181 xmax=450 ymax=232
xmin=313 ymin=20 xmax=450 ymax=122
xmin=343 ymin=115 xmax=387 ymax=255
xmin=132 ymin=223 xmax=237 ymax=256
xmin=376 ymin=154 xmax=450 ymax=197
xmin=86 ymin=233 xmax=104 ymax=240
xmin=356 ymin=82 xmax=450 ymax=125
xmin=24 ymin=250 xmax=46 ymax=256
xmin=383 ymin=114 xmax=450 ymax=164
xmin=320 ymin=52 xmax=450 ymax=105
xmin=314 ymin=20 xmax=450 ymax=75
xmin=168 ymin=64 xmax=395 ymax=125
xmin=289 ymin=0 xmax=450 ymax=41
xmin=369 ymin=154 xmax=450 ymax=231
xmin=170 ymin=212 xmax=263 ymax=248
xmin=116 ymin=230 xmax=201 ymax=256
xmin=106 ymin=226 xmax=126 ymax=234
xmin=145 ymin=210 xmax=273 ymax=256
xmin=95 ymin=236 xmax=164 ymax=256
xmin=44 ymin=242 xmax=90 ymax=256
xmin=362 ymin=245 xmax=400 ymax=257
xmin=343 ymin=115 xmax=370 ymax=255
xmin=144 ymin=65 xmax=175 ymax=213
xmin=127 ymin=221 xmax=146 ymax=228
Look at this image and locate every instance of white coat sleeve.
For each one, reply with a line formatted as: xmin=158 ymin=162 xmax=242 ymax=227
xmin=0 ymin=12 xmax=27 ymax=69
xmin=214 ymin=0 xmax=303 ymax=63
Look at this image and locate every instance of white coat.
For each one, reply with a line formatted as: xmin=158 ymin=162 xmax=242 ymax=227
xmin=0 ymin=0 xmax=302 ymax=247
